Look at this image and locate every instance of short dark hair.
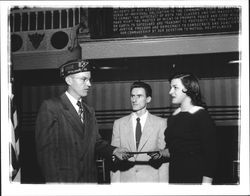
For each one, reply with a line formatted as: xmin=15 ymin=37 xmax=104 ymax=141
xmin=169 ymin=72 xmax=206 ymax=107
xmin=130 ymin=81 xmax=152 ymax=97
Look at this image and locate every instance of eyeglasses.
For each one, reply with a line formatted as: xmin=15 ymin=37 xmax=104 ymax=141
xmin=72 ymin=76 xmax=92 ymax=83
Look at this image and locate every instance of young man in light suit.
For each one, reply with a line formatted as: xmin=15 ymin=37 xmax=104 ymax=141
xmin=110 ymin=81 xmax=169 ymax=182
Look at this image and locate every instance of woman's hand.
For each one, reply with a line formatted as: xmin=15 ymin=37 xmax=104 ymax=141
xmin=148 ymin=148 xmax=170 ymax=159
xmin=202 ymin=176 xmax=213 ymax=185
xmin=161 ymin=148 xmax=170 ymax=158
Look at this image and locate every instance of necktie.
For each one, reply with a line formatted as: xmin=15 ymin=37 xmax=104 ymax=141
xmin=77 ymin=99 xmax=84 ymax=123
xmin=136 ymin=117 xmax=141 ymax=149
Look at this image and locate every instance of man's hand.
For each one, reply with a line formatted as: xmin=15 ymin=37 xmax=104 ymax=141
xmin=202 ymin=176 xmax=213 ymax=185
xmin=113 ymin=147 xmax=132 ymax=160
xmin=148 ymin=148 xmax=170 ymax=159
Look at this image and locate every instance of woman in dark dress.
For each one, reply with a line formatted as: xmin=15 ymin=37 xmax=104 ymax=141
xmin=150 ymin=73 xmax=217 ymax=184
xmin=166 ymin=73 xmax=217 ymax=184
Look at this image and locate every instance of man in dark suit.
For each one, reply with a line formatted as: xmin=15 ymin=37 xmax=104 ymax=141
xmin=35 ymin=59 xmax=129 ymax=183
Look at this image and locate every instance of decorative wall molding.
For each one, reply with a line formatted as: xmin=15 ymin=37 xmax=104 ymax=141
xmin=28 ymin=33 xmax=45 ymax=49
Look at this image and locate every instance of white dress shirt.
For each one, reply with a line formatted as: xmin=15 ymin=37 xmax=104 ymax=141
xmin=131 ymin=110 xmax=148 ymax=143
xmin=65 ymin=91 xmax=80 ymax=114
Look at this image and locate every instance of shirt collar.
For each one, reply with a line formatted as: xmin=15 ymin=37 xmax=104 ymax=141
xmin=65 ymin=91 xmax=81 ymax=113
xmin=132 ymin=110 xmax=148 ymax=132
xmin=132 ymin=110 xmax=148 ymax=121
xmin=66 ymin=91 xmax=78 ymax=103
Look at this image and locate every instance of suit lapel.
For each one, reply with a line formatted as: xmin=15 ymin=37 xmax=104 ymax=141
xmin=60 ymin=93 xmax=84 ymax=137
xmin=138 ymin=113 xmax=154 ymax=152
xmin=124 ymin=114 xmax=136 ymax=152
xmin=81 ymin=101 xmax=94 ymax=139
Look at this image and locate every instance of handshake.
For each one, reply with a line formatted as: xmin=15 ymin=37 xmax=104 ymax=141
xmin=113 ymin=147 xmax=170 ymax=160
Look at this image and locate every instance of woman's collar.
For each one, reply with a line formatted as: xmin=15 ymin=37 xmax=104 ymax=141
xmin=173 ymin=106 xmax=204 ymax=116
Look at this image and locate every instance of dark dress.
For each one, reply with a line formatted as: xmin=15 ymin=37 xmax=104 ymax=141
xmin=165 ymin=108 xmax=217 ymax=184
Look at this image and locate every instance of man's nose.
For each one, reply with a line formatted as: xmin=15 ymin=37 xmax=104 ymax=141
xmin=132 ymin=97 xmax=137 ymax=102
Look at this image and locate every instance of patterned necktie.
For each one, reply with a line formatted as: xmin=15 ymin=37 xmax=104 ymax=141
xmin=135 ymin=117 xmax=142 ymax=149
xmin=77 ymin=99 xmax=84 ymax=123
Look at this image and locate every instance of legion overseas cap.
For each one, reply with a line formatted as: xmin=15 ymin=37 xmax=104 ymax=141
xmin=60 ymin=59 xmax=91 ymax=77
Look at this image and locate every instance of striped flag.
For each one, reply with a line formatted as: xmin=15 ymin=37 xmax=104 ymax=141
xmin=10 ymin=79 xmax=20 ymax=182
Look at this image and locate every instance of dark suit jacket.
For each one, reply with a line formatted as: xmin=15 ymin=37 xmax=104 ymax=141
xmin=35 ymin=93 xmax=115 ymax=183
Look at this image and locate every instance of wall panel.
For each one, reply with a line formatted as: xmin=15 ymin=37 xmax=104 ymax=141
xmin=21 ymin=77 xmax=239 ymax=130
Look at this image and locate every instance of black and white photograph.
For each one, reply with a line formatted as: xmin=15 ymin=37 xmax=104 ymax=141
xmin=1 ymin=1 xmax=249 ymax=195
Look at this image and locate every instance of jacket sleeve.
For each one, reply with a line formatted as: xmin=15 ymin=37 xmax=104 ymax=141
xmin=110 ymin=120 xmax=121 ymax=182
xmin=157 ymin=118 xmax=167 ymax=149
xmin=111 ymin=120 xmax=121 ymax=148
xmin=35 ymin=100 xmax=61 ymax=182
xmin=158 ymin=118 xmax=169 ymax=182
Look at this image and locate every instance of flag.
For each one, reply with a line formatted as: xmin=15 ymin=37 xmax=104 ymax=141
xmin=68 ymin=24 xmax=79 ymax=52
xmin=10 ymin=79 xmax=20 ymax=182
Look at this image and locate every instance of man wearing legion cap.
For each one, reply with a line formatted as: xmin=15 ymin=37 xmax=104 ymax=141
xmin=35 ymin=59 xmax=129 ymax=183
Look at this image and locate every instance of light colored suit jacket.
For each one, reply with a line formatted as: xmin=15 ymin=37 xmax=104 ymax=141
xmin=111 ymin=112 xmax=169 ymax=182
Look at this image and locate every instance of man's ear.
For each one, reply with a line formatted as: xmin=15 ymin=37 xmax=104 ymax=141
xmin=146 ymin=96 xmax=152 ymax=103
xmin=65 ymin=76 xmax=72 ymax=85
